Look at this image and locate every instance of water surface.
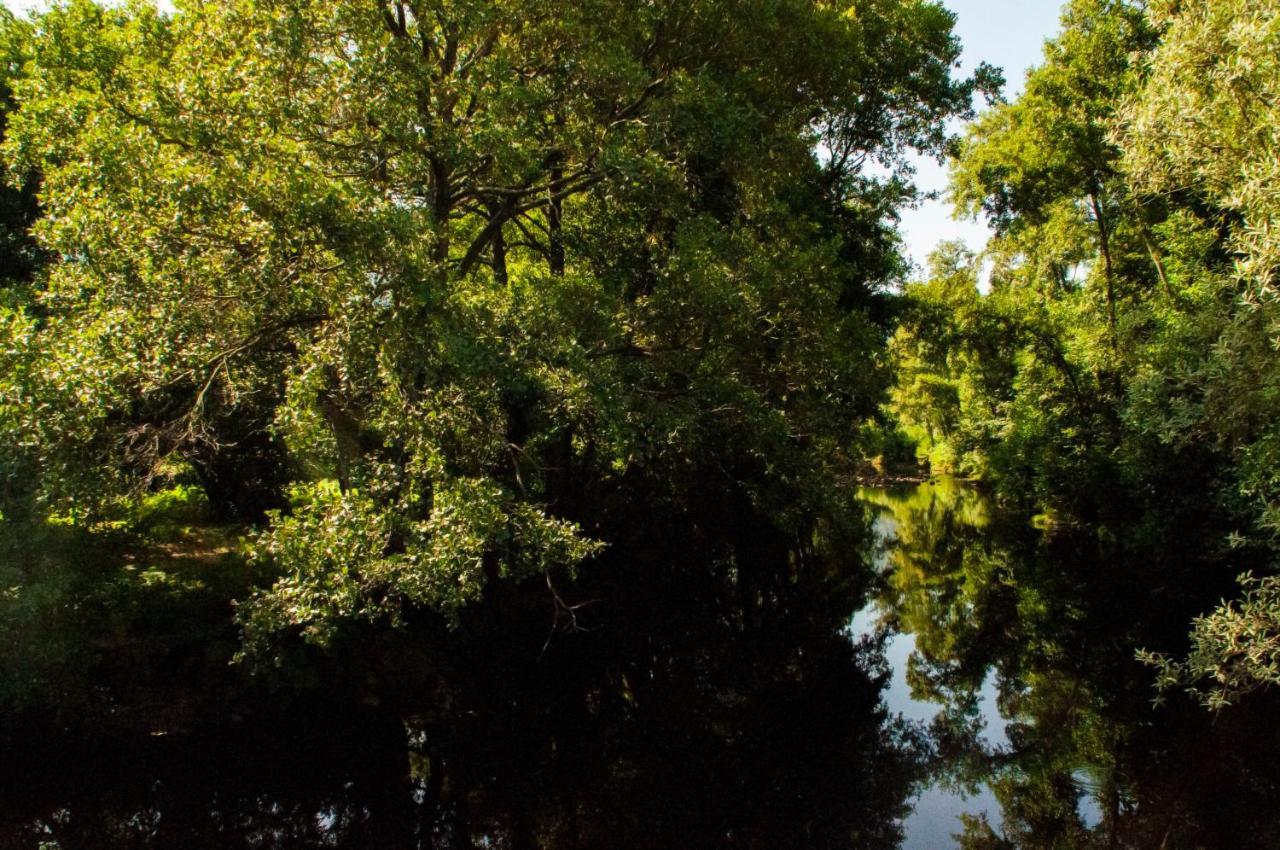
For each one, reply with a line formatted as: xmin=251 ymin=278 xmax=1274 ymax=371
xmin=2 ymin=480 xmax=1278 ymax=848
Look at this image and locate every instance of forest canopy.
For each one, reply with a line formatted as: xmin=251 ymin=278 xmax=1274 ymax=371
xmin=0 ymin=0 xmax=988 ymax=660
xmin=0 ymin=0 xmax=1277 ymax=747
xmin=4 ymin=2 xmax=1280 ymax=847
xmin=888 ymin=0 xmax=1280 ymax=707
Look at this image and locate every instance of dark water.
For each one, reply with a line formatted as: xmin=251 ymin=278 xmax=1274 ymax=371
xmin=857 ymin=479 xmax=1280 ymax=848
xmin=851 ymin=485 xmax=1012 ymax=848
xmin=2 ymin=481 xmax=1279 ymax=848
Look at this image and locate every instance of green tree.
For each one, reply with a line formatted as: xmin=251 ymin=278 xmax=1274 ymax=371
xmin=890 ymin=0 xmax=1168 ymax=513
xmin=886 ymin=243 xmax=1018 ymax=476
xmin=1117 ymin=0 xmax=1280 ymax=706
xmin=0 ymin=10 xmax=49 ymax=518
xmin=2 ymin=0 xmax=983 ymax=649
xmin=952 ymin=0 xmax=1158 ymax=339
xmin=0 ymin=10 xmax=41 ymax=287
xmin=888 ymin=0 xmax=1280 ymax=710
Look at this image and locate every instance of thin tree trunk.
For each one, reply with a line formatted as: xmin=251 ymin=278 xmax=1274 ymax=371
xmin=1088 ymin=190 xmax=1118 ymax=340
xmin=1132 ymin=200 xmax=1177 ymax=304
xmin=548 ymin=114 xmax=566 ymax=277
xmin=548 ymin=169 xmax=564 ymax=277
xmin=488 ymin=203 xmax=509 ymax=286
xmin=432 ymin=157 xmax=452 ymax=270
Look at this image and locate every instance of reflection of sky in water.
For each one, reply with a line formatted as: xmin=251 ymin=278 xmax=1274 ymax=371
xmin=853 ymin=499 xmax=1103 ymax=847
xmin=849 ymin=510 xmax=1008 ymax=849
xmin=852 ymin=599 xmax=1009 ymax=848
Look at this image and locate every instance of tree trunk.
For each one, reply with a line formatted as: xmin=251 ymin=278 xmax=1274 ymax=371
xmin=488 ymin=201 xmax=509 ymax=286
xmin=548 ymin=114 xmax=566 ymax=277
xmin=1088 ymin=190 xmax=1118 ymax=341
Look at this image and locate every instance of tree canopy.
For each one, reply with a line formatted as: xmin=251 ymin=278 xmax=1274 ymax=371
xmin=1 ymin=0 xmax=985 ymax=653
xmin=886 ymin=0 xmax=1280 ymax=708
xmin=4 ymin=1 xmax=1280 ymax=843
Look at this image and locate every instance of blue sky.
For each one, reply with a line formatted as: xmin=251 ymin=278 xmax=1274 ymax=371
xmin=898 ymin=1 xmax=1064 ymax=276
xmin=3 ymin=0 xmax=1063 ymax=277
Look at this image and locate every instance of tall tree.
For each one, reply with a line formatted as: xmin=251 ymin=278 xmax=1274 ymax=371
xmin=3 ymin=0 xmax=983 ymax=645
xmin=952 ymin=0 xmax=1157 ymax=340
xmin=1118 ymin=0 xmax=1280 ymax=707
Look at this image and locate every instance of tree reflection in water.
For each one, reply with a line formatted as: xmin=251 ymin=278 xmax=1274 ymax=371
xmin=864 ymin=479 xmax=1280 ymax=849
xmin=0 ymin=512 xmax=927 ymax=850
xmin=7 ymin=480 xmax=1280 ymax=849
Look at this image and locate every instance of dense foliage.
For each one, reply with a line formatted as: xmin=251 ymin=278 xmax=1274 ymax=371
xmin=0 ymin=6 xmax=984 ymax=846
xmin=886 ymin=0 xmax=1280 ymax=708
xmin=0 ymin=0 xmax=993 ymax=753
xmin=4 ymin=0 xmax=1280 ymax=844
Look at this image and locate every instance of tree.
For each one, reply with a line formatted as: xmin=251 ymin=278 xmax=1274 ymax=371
xmin=3 ymin=0 xmax=983 ymax=647
xmin=889 ymin=0 xmax=1280 ymax=710
xmin=888 ymin=0 xmax=1170 ymax=513
xmin=885 ymin=243 xmax=1019 ymax=476
xmin=1118 ymin=0 xmax=1280 ymax=706
xmin=0 ymin=10 xmax=42 ymax=288
xmin=952 ymin=0 xmax=1157 ymax=340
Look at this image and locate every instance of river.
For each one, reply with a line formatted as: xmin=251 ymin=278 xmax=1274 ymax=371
xmin=0 ymin=479 xmax=1277 ymax=847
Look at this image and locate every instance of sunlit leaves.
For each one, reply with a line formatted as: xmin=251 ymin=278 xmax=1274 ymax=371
xmin=3 ymin=0 xmax=982 ymax=648
xmin=1140 ymin=573 xmax=1280 ymax=709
